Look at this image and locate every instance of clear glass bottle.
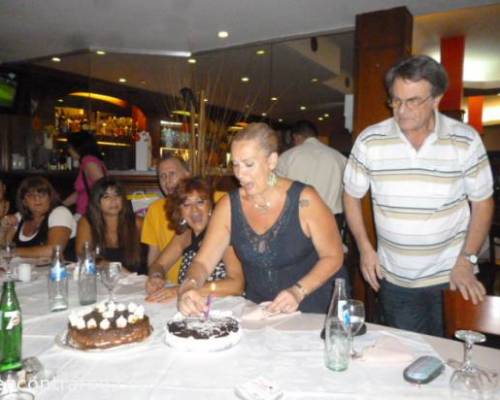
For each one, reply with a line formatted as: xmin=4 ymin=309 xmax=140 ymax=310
xmin=327 ymin=278 xmax=347 ymax=322
xmin=324 ymin=278 xmax=349 ymax=371
xmin=0 ymin=281 xmax=23 ymax=372
xmin=48 ymin=245 xmax=68 ymax=312
xmin=78 ymin=241 xmax=97 ymax=305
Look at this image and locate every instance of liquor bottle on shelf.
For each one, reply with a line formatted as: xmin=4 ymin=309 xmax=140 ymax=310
xmin=0 ymin=281 xmax=23 ymax=372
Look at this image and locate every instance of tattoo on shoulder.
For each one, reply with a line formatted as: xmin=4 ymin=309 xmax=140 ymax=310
xmin=299 ymin=199 xmax=310 ymax=208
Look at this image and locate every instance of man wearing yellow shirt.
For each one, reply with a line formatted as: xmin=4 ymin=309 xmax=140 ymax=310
xmin=141 ymin=155 xmax=225 ymax=283
xmin=141 ymin=155 xmax=190 ymax=283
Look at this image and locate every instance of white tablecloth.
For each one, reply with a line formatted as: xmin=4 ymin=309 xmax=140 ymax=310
xmin=8 ymin=269 xmax=500 ymax=400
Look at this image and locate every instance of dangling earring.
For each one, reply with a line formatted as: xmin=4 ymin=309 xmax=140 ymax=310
xmin=180 ymin=218 xmax=187 ymax=226
xmin=267 ymin=171 xmax=278 ymax=187
xmin=208 ymin=209 xmax=212 ymax=217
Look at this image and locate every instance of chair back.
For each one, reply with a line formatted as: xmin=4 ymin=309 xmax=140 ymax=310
xmin=443 ymin=289 xmax=500 ymax=338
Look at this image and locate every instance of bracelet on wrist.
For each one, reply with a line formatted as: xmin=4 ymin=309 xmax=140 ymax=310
xmin=290 ymin=282 xmax=308 ymax=303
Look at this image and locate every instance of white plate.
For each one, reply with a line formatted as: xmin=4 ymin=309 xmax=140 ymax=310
xmin=55 ymin=328 xmax=154 ymax=354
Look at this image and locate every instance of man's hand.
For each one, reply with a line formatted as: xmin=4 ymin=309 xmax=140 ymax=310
xmin=359 ymin=246 xmax=384 ymax=291
xmin=450 ymin=258 xmax=486 ymax=305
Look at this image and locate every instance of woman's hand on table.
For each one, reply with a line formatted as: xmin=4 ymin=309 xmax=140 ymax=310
xmin=145 ymin=276 xmax=165 ymax=294
xmin=266 ymin=289 xmax=300 ymax=314
xmin=145 ymin=286 xmax=177 ymax=303
xmin=177 ymin=289 xmax=207 ymax=317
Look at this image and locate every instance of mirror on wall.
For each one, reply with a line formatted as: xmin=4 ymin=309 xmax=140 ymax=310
xmin=2 ymin=30 xmax=355 ymax=172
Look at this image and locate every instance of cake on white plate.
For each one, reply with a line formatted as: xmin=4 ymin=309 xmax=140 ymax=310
xmin=66 ymin=301 xmax=153 ymax=350
xmin=165 ymin=310 xmax=241 ymax=352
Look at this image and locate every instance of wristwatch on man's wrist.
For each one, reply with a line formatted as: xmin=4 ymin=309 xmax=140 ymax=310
xmin=462 ymin=252 xmax=478 ymax=265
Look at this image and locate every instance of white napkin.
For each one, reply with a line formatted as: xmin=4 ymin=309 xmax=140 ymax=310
xmin=241 ymin=301 xmax=301 ymax=322
xmin=360 ymin=335 xmax=414 ymax=363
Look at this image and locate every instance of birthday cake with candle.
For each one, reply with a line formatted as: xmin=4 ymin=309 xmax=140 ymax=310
xmin=66 ymin=301 xmax=153 ymax=350
xmin=165 ymin=311 xmax=241 ymax=352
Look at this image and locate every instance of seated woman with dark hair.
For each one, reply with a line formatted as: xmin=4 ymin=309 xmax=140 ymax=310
xmin=145 ymin=177 xmax=244 ymax=302
xmin=76 ymin=177 xmax=146 ymax=274
xmin=0 ymin=176 xmax=76 ymax=260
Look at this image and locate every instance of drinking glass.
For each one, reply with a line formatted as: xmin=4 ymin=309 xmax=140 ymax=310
xmin=99 ymin=262 xmax=122 ymax=302
xmin=342 ymin=299 xmax=365 ymax=358
xmin=449 ymin=330 xmax=499 ymax=399
xmin=324 ymin=318 xmax=350 ymax=371
xmin=0 ymin=371 xmax=34 ymax=400
xmin=0 ymin=242 xmax=16 ymax=281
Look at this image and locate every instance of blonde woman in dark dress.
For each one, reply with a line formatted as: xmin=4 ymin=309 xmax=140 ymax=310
xmin=178 ymin=123 xmax=346 ymax=316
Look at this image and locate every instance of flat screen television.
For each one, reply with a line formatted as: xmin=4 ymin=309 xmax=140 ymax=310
xmin=0 ymin=72 xmax=18 ymax=109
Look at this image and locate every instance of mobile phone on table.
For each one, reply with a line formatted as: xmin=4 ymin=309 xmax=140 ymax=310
xmin=403 ymin=356 xmax=444 ymax=384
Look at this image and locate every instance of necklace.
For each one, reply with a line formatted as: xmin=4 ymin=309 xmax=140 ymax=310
xmin=253 ymin=199 xmax=271 ymax=213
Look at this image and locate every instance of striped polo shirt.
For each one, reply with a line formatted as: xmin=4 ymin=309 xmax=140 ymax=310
xmin=343 ymin=112 xmax=493 ymax=288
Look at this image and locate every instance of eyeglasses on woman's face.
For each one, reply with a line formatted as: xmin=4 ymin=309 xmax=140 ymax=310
xmin=25 ymin=191 xmax=49 ymax=200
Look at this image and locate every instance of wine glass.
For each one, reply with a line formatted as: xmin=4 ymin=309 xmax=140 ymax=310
xmin=342 ymin=299 xmax=365 ymax=358
xmin=99 ymin=262 xmax=122 ymax=302
xmin=0 ymin=242 xmax=16 ymax=281
xmin=449 ymin=330 xmax=499 ymax=399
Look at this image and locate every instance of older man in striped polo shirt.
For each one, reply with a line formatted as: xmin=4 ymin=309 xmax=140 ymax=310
xmin=343 ymin=55 xmax=494 ymax=336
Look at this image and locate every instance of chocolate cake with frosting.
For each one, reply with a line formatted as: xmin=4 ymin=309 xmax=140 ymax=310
xmin=67 ymin=302 xmax=152 ymax=350
xmin=165 ymin=311 xmax=241 ymax=351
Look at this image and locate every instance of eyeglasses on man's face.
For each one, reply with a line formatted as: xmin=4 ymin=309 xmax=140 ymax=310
xmin=387 ymin=94 xmax=433 ymax=110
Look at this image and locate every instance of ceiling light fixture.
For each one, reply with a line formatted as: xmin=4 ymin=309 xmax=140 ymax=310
xmin=300 ymin=106 xmax=306 ymax=110
xmin=256 ymin=49 xmax=266 ymax=55
xmin=118 ymin=78 xmax=127 ymax=83
xmin=261 ymin=112 xmax=267 ymax=117
xmin=96 ymin=50 xmax=106 ymax=56
xmin=318 ymin=117 xmax=324 ymax=121
xmin=69 ymin=92 xmax=128 ymax=108
xmin=241 ymin=76 xmax=250 ymax=82
xmin=218 ymin=31 xmax=229 ymax=38
xmin=278 ymin=118 xmax=283 ymax=123
xmin=311 ymin=78 xmax=318 ymax=83
xmin=57 ymin=99 xmax=64 ymax=103
xmin=51 ymin=57 xmax=61 ymax=62
xmin=140 ymin=80 xmax=147 ymax=85
xmin=324 ymin=113 xmax=329 ymax=118
xmin=203 ymin=98 xmax=208 ymax=102
xmin=188 ymin=58 xmax=197 ymax=64
xmin=270 ymin=97 xmax=278 ymax=101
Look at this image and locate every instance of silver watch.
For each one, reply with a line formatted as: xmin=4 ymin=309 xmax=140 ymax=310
xmin=462 ymin=252 xmax=478 ymax=265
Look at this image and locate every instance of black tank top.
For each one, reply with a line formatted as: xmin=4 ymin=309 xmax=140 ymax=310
xmin=13 ymin=215 xmax=76 ymax=261
xmin=230 ymin=181 xmax=347 ymax=313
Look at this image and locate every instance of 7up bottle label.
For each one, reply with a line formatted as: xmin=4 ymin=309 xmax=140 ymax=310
xmin=0 ymin=281 xmax=23 ymax=372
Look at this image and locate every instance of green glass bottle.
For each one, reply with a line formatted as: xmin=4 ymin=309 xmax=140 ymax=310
xmin=0 ymin=281 xmax=23 ymax=372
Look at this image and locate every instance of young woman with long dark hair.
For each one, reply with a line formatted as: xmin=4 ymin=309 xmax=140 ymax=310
xmin=76 ymin=177 xmax=145 ymax=274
